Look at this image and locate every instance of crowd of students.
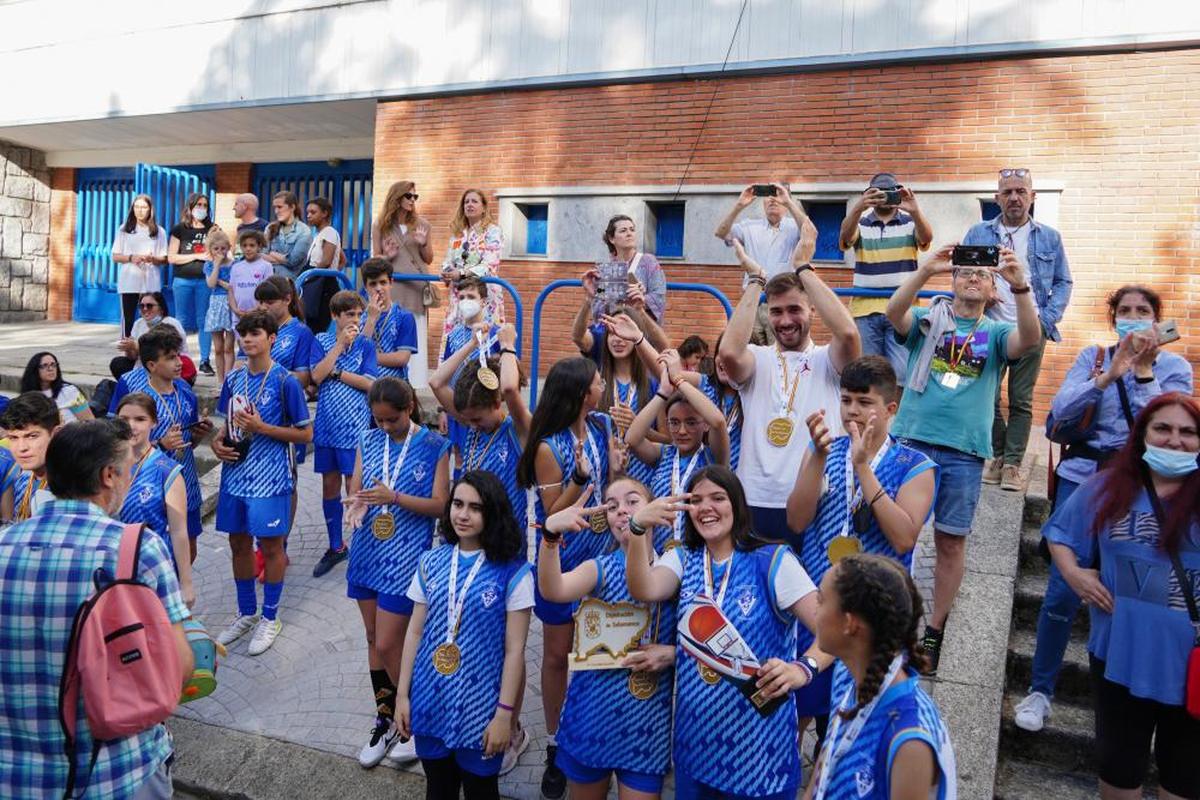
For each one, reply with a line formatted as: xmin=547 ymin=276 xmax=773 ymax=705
xmin=0 ymin=169 xmax=1196 ymax=800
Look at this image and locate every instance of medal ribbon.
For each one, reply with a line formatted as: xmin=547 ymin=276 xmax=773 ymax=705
xmin=380 ymin=422 xmax=417 ymax=511
xmin=945 ymin=315 xmax=985 ymax=373
xmin=671 ymin=448 xmax=704 ymax=541
xmin=841 ymin=437 xmax=893 ymax=539
xmin=18 ymin=474 xmax=46 ymax=521
xmin=813 ymin=653 xmax=906 ymax=800
xmin=445 ymin=545 xmax=486 ymax=645
xmin=475 ymin=329 xmax=494 ymax=371
xmin=774 ymin=346 xmax=803 ymax=418
xmin=465 ymin=420 xmax=506 ymax=471
xmin=702 ymin=549 xmax=734 ymax=606
xmin=234 ymin=364 xmax=277 ymax=439
xmin=575 ymin=424 xmax=603 ymax=505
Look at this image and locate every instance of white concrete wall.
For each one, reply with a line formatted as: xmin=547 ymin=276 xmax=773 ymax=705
xmin=1 ymin=0 xmax=1197 ymax=127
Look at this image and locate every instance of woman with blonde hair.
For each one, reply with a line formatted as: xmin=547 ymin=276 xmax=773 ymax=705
xmin=373 ymin=181 xmax=435 ymax=380
xmin=440 ymin=189 xmax=504 ymax=341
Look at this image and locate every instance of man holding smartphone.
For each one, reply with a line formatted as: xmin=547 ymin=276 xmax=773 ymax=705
xmin=839 ymin=173 xmax=933 ymax=386
xmin=963 ymin=168 xmax=1073 ymax=492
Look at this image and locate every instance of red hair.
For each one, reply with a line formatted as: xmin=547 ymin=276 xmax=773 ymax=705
xmin=1091 ymin=392 xmax=1200 ymax=554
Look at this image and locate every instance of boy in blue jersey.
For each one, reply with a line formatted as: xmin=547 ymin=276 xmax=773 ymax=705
xmin=138 ymin=327 xmax=213 ymax=559
xmin=360 ymin=258 xmax=418 ymax=380
xmin=212 ymin=310 xmax=312 ymax=656
xmin=310 ymin=289 xmax=379 ymax=577
xmin=0 ymin=392 xmax=61 ymax=523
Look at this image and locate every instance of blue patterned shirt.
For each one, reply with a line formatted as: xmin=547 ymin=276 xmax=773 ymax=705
xmin=531 ymin=413 xmax=614 ymax=572
xmin=700 ymin=375 xmax=742 ymax=471
xmin=144 ymin=379 xmax=202 ymax=513
xmin=370 ymin=303 xmax=418 ymax=380
xmin=614 ymin=378 xmax=658 ymax=485
xmin=450 ymin=416 xmax=526 ymax=524
xmin=0 ymin=500 xmax=188 ymax=800
xmin=118 ymin=449 xmax=183 ymax=566
xmin=272 ymin=317 xmax=317 ymax=375
xmin=309 ymin=334 xmax=378 ymax=450
xmin=107 ymin=367 xmax=150 ymax=416
xmin=217 ymin=364 xmax=311 ymax=499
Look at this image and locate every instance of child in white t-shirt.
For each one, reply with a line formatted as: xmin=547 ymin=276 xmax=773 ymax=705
xmin=230 ymin=230 xmax=273 ymax=319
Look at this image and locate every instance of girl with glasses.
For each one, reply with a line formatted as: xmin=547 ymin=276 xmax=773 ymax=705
xmin=19 ymin=351 xmax=93 ymax=423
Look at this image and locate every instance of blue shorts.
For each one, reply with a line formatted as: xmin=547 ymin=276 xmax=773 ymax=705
xmin=898 ymin=439 xmax=983 ymax=536
xmin=533 ymin=568 xmax=575 ymax=625
xmin=187 ymin=506 xmax=202 ymax=538
xmin=674 ymin=768 xmax=797 ymax=800
xmin=346 ymin=582 xmax=414 ymax=616
xmin=313 ymin=445 xmax=355 ymax=476
xmin=793 ymin=665 xmax=834 ymax=718
xmin=414 ymin=735 xmax=501 ymax=777
xmin=555 ymin=744 xmax=664 ymax=793
xmin=215 ymin=493 xmax=292 ymax=538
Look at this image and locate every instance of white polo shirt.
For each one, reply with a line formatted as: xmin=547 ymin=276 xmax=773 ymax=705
xmin=733 ymin=342 xmax=844 ymax=508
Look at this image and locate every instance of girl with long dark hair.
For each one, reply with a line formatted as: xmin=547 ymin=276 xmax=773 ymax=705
xmin=112 ymin=193 xmax=167 ymax=336
xmin=168 ymin=190 xmax=216 ymax=375
xmin=20 ymin=351 xmax=92 ymax=423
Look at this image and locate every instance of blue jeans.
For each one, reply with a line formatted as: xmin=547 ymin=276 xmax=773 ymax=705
xmin=1030 ymin=476 xmax=1082 ymax=696
xmin=854 ymin=313 xmax=909 ymax=386
xmin=896 ymin=439 xmax=983 ymax=535
xmin=172 ymin=277 xmax=211 ymax=361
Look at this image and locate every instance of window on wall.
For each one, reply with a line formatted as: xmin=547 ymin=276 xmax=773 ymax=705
xmin=805 ymin=201 xmax=848 ymax=262
xmin=981 ymin=199 xmax=1034 ymax=220
xmin=648 ymin=201 xmax=685 ymax=258
xmin=511 ymin=202 xmax=549 ymax=256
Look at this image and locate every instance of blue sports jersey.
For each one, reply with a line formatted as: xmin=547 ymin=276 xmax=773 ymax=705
xmin=700 ymin=375 xmax=742 ymax=472
xmin=371 ymin=303 xmax=418 ymax=380
xmin=614 ymin=378 xmax=657 ymax=485
xmin=217 ymin=364 xmax=311 ymax=498
xmin=648 ymin=444 xmax=713 ymax=553
xmin=441 ymin=322 xmax=501 ymax=384
xmin=108 ymin=367 xmax=150 ymax=416
xmin=309 ymin=334 xmax=378 ymax=450
xmin=119 ymin=449 xmax=183 ymax=564
xmin=12 ymin=470 xmax=47 ymax=522
xmin=347 ymin=427 xmax=450 ymax=596
xmin=0 ymin=447 xmax=19 ymax=499
xmin=556 ymin=548 xmax=676 ymax=777
xmin=674 ymin=545 xmax=800 ymax=796
xmin=409 ymin=546 xmax=531 ymax=750
xmin=272 ymin=317 xmax=317 ymax=374
xmin=532 ymin=413 xmax=614 ymax=572
xmin=816 ymin=664 xmax=956 ymax=800
xmin=144 ymin=379 xmax=202 ymax=513
xmin=450 ymin=416 xmax=526 ymax=524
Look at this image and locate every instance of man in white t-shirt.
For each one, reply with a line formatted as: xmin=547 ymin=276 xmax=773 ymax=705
xmin=718 ymin=238 xmax=860 ymax=548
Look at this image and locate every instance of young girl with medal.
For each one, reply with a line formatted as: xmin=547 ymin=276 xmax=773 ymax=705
xmin=116 ymin=392 xmax=194 ymax=608
xmin=625 ymin=349 xmax=730 ymax=554
xmin=344 ymin=377 xmax=450 ymax=768
xmin=785 ymin=357 xmax=936 ymax=729
xmin=626 ymin=465 xmax=833 ymax=800
xmin=803 ymin=554 xmax=956 ymax=800
xmin=398 ymin=470 xmax=533 ymax=799
xmin=516 ymin=356 xmax=624 ymax=800
xmin=700 ymin=332 xmax=744 ymax=471
xmin=538 ymin=477 xmax=676 ymax=799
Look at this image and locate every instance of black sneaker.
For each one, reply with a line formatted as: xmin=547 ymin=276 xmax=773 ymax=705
xmin=919 ymin=625 xmax=944 ymax=676
xmin=197 ymin=360 xmax=215 ymax=376
xmin=312 ymin=545 xmax=348 ymax=577
xmin=540 ymin=744 xmax=566 ymax=800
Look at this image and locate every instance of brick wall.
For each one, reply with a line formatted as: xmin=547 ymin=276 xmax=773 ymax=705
xmin=0 ymin=142 xmax=52 ymax=321
xmin=375 ymin=47 xmax=1200 ymax=421
xmin=48 ymin=167 xmax=75 ymax=321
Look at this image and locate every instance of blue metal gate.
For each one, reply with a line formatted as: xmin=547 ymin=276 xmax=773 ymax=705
xmin=252 ymin=159 xmax=373 ymax=286
xmin=136 ymin=163 xmax=216 ymax=314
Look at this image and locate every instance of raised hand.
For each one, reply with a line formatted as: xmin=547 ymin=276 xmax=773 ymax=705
xmin=632 ymin=493 xmax=691 ymax=530
xmin=732 ymin=239 xmax=766 ymax=281
xmin=543 ymin=484 xmax=596 ymax=535
xmin=601 ymin=312 xmax=643 ymax=343
xmin=994 ymin=246 xmax=1027 ymax=288
xmin=609 ymin=401 xmax=636 ymax=434
xmin=847 ymin=414 xmax=877 ymax=466
xmin=497 ymin=323 xmax=518 ymax=350
xmin=805 ymin=410 xmax=834 ymax=456
xmin=921 ymin=244 xmax=958 ymax=276
xmin=609 ymin=435 xmax=629 ymax=475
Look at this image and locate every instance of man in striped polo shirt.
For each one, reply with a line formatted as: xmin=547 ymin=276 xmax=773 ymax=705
xmin=839 ymin=173 xmax=933 ymax=384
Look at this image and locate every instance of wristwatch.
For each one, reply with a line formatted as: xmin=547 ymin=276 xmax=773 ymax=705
xmin=330 ymin=368 xmax=343 ymax=382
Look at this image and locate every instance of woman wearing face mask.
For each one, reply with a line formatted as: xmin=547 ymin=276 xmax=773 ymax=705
xmin=1044 ymin=394 xmax=1200 ymax=800
xmin=1014 ymin=285 xmax=1193 ymax=734
xmin=441 ymin=189 xmax=504 ymax=342
xmin=112 ymin=194 xmax=168 ymax=337
xmin=264 ymin=191 xmax=313 ymax=280
xmin=168 ymin=192 xmax=217 ymax=376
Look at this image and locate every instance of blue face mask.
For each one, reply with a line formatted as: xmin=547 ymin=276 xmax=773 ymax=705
xmin=1142 ymin=443 xmax=1199 ymax=478
xmin=1115 ymin=318 xmax=1153 ymax=340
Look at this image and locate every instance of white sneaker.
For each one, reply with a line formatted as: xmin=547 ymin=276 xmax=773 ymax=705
xmin=359 ymin=718 xmax=402 ymax=768
xmin=246 ymin=617 xmax=282 ymax=656
xmin=1014 ymin=690 xmax=1052 ymax=732
xmin=216 ymin=614 xmax=259 ymax=647
xmin=386 ymin=734 xmax=418 ymax=765
xmin=500 ymin=726 xmax=530 ymax=776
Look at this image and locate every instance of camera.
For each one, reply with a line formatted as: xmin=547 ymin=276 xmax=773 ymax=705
xmin=882 ymin=188 xmax=902 ymax=205
xmin=752 ymin=184 xmax=777 ymax=197
xmin=951 ymin=245 xmax=1000 ymax=268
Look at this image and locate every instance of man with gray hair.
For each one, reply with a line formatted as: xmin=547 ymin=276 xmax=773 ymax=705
xmin=234 ymin=193 xmax=267 ymax=235
xmin=963 ymin=168 xmax=1073 ymax=491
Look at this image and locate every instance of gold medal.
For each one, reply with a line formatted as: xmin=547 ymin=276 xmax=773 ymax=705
xmin=628 ymin=670 xmax=658 ymax=700
xmin=697 ymin=662 xmax=721 ymax=685
xmin=826 ymin=535 xmax=862 ymax=564
xmin=477 ymin=366 xmax=499 ymax=390
xmin=433 ymin=642 xmax=462 ymax=675
xmin=766 ymin=417 xmax=794 ymax=447
xmin=589 ymin=508 xmax=609 ymax=533
xmin=372 ymin=512 xmax=396 ymax=541
xmin=662 ymin=538 xmax=681 ymax=553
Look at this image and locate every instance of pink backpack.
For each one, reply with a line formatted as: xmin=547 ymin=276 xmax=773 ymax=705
xmin=58 ymin=523 xmax=184 ymax=798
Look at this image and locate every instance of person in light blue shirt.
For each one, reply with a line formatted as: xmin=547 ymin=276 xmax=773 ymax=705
xmin=1044 ymin=393 xmax=1200 ymax=799
xmin=1014 ymin=285 xmax=1193 ymax=733
xmin=262 ymin=190 xmax=312 ymax=280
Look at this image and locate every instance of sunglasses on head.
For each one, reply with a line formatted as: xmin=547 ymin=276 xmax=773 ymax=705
xmin=403 ymin=192 xmax=419 ymax=201
xmin=999 ymin=168 xmax=1030 ymax=179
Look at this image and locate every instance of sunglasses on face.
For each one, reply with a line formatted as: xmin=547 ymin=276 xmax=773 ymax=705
xmin=139 ymin=303 xmax=159 ymax=310
xmin=403 ymin=193 xmax=419 ymax=201
xmin=999 ymin=168 xmax=1030 ymax=179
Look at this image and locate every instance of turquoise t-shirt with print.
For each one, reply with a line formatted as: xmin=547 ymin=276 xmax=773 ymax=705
xmin=891 ymin=305 xmax=1013 ymax=458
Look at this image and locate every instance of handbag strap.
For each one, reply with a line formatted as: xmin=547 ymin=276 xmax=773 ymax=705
xmin=1140 ymin=469 xmax=1200 ymax=639
xmin=1113 ymin=355 xmax=1136 ymax=430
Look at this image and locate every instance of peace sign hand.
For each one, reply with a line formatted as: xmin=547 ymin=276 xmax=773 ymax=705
xmin=544 ymin=484 xmax=596 ymax=536
xmin=632 ymin=493 xmax=691 ymax=530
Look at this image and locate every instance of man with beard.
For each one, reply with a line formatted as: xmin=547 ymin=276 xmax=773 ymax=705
xmin=718 ymin=239 xmax=860 ymax=549
xmin=963 ymin=169 xmax=1073 ymax=492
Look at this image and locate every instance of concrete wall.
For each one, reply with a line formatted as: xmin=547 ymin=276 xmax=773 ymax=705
xmin=0 ymin=143 xmax=51 ymax=321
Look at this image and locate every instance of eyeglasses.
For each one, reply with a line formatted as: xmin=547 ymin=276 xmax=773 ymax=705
xmin=953 ymin=268 xmax=993 ymax=280
xmin=999 ymin=168 xmax=1030 ymax=179
xmin=667 ymin=418 xmax=704 ymax=430
xmin=139 ymin=303 xmax=159 ymax=310
xmin=39 ymin=362 xmax=58 ymax=370
xmin=403 ymin=193 xmax=419 ymax=201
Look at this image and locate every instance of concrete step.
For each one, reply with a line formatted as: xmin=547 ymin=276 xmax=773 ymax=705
xmin=1011 ymin=571 xmax=1089 ymax=635
xmin=993 ymin=757 xmax=1155 ymax=800
xmin=1022 ymin=492 xmax=1052 ymax=527
xmin=999 ymin=690 xmax=1093 ymax=774
xmin=1017 ymin=524 xmax=1050 ymax=574
xmin=1005 ymin=627 xmax=1092 ymax=705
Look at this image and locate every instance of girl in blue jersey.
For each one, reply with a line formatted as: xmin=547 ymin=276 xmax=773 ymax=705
xmin=700 ymin=332 xmax=744 ymax=472
xmin=255 ymin=276 xmax=316 ymax=389
xmin=116 ymin=391 xmax=193 ymax=607
xmin=516 ymin=356 xmax=623 ymax=800
xmin=785 ymin=356 xmax=937 ymax=731
xmin=398 ymin=470 xmax=533 ymax=800
xmin=626 ymin=465 xmax=831 ymax=800
xmin=804 ymin=555 xmax=956 ymax=800
xmin=344 ymin=377 xmax=450 ymax=769
xmin=626 ymin=349 xmax=730 ymax=553
xmin=540 ymin=476 xmax=676 ymax=799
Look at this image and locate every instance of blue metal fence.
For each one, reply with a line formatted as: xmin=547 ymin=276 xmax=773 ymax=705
xmin=253 ymin=160 xmax=374 ymax=285
xmin=136 ymin=163 xmax=216 ymax=313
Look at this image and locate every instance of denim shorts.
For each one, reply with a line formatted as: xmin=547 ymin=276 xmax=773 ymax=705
xmin=897 ymin=438 xmax=983 ymax=536
xmin=854 ymin=312 xmax=909 ymax=387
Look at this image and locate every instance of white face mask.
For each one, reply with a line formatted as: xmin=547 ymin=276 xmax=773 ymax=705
xmin=458 ymin=298 xmax=482 ymax=321
xmin=192 ymin=207 xmax=208 ymax=222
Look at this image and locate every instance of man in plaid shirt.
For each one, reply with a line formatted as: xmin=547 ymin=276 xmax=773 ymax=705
xmin=0 ymin=419 xmax=192 ymax=799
